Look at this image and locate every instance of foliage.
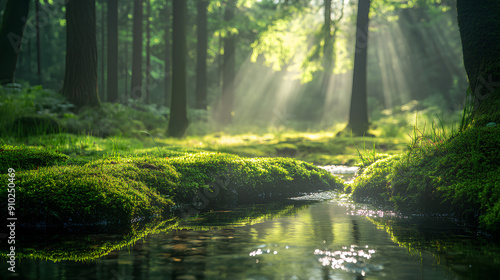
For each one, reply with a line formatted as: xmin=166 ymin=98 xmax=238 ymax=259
xmin=63 ymin=100 xmax=169 ymax=138
xmin=0 ymin=85 xmax=73 ymax=125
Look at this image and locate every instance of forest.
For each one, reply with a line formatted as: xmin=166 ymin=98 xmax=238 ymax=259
xmin=0 ymin=0 xmax=499 ymax=279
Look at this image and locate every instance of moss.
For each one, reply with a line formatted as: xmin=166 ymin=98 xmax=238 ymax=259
xmin=352 ymin=125 xmax=500 ymax=234
xmin=472 ymin=93 xmax=500 ymax=127
xmin=0 ymin=144 xmax=69 ymax=171
xmin=0 ymin=152 xmax=343 ymax=228
xmin=351 ymin=154 xmax=403 ymax=204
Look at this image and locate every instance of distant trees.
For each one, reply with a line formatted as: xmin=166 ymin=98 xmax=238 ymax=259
xmin=456 ymin=0 xmax=500 ymax=126
xmin=62 ymin=0 xmax=100 ymax=108
xmin=0 ymin=0 xmax=30 ymax=85
xmin=167 ymin=0 xmax=188 ymax=137
xmin=218 ymin=2 xmax=236 ymax=125
xmin=321 ymin=0 xmax=332 ymax=97
xmin=321 ymin=0 xmax=344 ymax=106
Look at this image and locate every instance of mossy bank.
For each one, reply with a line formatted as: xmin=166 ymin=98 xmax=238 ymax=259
xmin=0 ymin=145 xmax=343 ymax=228
xmin=351 ymin=125 xmax=500 ymax=235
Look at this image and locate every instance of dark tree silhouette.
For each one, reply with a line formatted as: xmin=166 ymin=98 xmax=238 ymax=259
xmin=35 ymin=0 xmax=42 ymax=85
xmin=107 ymin=0 xmax=118 ymax=102
xmin=195 ymin=0 xmax=209 ymax=110
xmin=167 ymin=0 xmax=189 ymax=137
xmin=0 ymin=0 xmax=29 ymax=85
xmin=145 ymin=0 xmax=151 ymax=104
xmin=62 ymin=0 xmax=100 ymax=108
xmin=131 ymin=0 xmax=143 ymax=100
xmin=347 ymin=0 xmax=371 ymax=136
xmin=219 ymin=2 xmax=236 ymax=125
xmin=456 ymin=0 xmax=500 ymax=126
xmin=321 ymin=0 xmax=332 ymax=95
xmin=164 ymin=3 xmax=172 ymax=107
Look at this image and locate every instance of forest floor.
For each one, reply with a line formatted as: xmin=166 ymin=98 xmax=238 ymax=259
xmin=0 ymin=130 xmax=406 ymax=261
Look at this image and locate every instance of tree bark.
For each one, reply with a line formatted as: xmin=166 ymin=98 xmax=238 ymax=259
xmin=219 ymin=2 xmax=236 ymax=125
xmin=195 ymin=0 xmax=208 ymax=110
xmin=167 ymin=0 xmax=189 ymax=137
xmin=347 ymin=0 xmax=371 ymax=136
xmin=145 ymin=0 xmax=151 ymax=104
xmin=164 ymin=4 xmax=172 ymax=107
xmin=131 ymin=0 xmax=143 ymax=100
xmin=107 ymin=0 xmax=118 ymax=102
xmin=0 ymin=0 xmax=30 ymax=85
xmin=35 ymin=0 xmax=42 ymax=85
xmin=456 ymin=0 xmax=500 ymax=126
xmin=62 ymin=0 xmax=100 ymax=108
xmin=100 ymin=0 xmax=105 ymax=100
xmin=320 ymin=0 xmax=332 ymax=112
xmin=323 ymin=0 xmax=332 ymax=74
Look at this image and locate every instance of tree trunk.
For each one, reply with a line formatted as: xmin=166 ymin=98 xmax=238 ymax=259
xmin=62 ymin=0 xmax=100 ymax=108
xmin=145 ymin=0 xmax=151 ymax=104
xmin=219 ymin=2 xmax=236 ymax=125
xmin=347 ymin=0 xmax=371 ymax=136
xmin=319 ymin=0 xmax=332 ymax=118
xmin=100 ymin=0 xmax=106 ymax=100
xmin=195 ymin=0 xmax=208 ymax=110
xmin=131 ymin=0 xmax=143 ymax=100
xmin=107 ymin=0 xmax=118 ymax=102
xmin=35 ymin=0 xmax=42 ymax=85
xmin=164 ymin=4 xmax=172 ymax=107
xmin=456 ymin=0 xmax=500 ymax=126
xmin=0 ymin=0 xmax=29 ymax=85
xmin=167 ymin=0 xmax=189 ymax=138
xmin=323 ymin=0 xmax=332 ymax=76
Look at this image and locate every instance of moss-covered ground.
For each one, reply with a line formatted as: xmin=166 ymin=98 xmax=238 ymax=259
xmin=0 ymin=143 xmax=342 ymax=228
xmin=351 ymin=124 xmax=500 ymax=235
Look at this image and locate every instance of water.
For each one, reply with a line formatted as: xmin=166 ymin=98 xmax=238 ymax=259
xmin=5 ymin=196 xmax=498 ymax=280
xmin=2 ymin=165 xmax=500 ymax=279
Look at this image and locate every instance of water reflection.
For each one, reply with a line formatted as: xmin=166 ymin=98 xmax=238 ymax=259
xmin=2 ymin=197 xmax=498 ymax=279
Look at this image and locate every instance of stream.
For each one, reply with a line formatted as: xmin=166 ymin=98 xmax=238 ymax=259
xmin=2 ymin=167 xmax=500 ymax=279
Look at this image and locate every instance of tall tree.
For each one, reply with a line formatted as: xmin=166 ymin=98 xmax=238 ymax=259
xmin=131 ymin=0 xmax=143 ymax=100
xmin=0 ymin=0 xmax=29 ymax=85
xmin=62 ymin=0 xmax=100 ymax=108
xmin=195 ymin=0 xmax=209 ymax=110
xmin=100 ymin=0 xmax=106 ymax=99
xmin=163 ymin=4 xmax=172 ymax=107
xmin=107 ymin=0 xmax=118 ymax=102
xmin=35 ymin=0 xmax=42 ymax=85
xmin=145 ymin=0 xmax=151 ymax=104
xmin=219 ymin=2 xmax=236 ymax=125
xmin=321 ymin=0 xmax=332 ymax=94
xmin=346 ymin=0 xmax=371 ymax=136
xmin=456 ymin=0 xmax=500 ymax=126
xmin=321 ymin=0 xmax=344 ymax=98
xmin=167 ymin=0 xmax=189 ymax=137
